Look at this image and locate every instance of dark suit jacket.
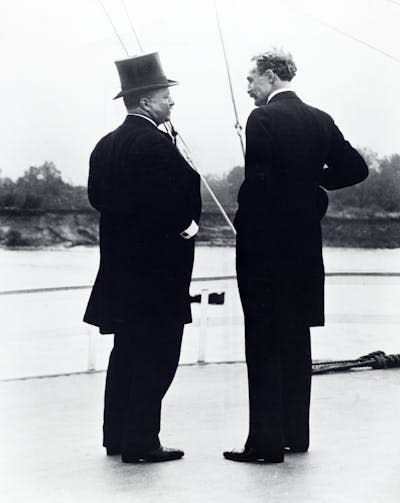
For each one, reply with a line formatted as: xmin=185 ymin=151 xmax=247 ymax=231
xmin=235 ymin=91 xmax=368 ymax=326
xmin=84 ymin=115 xmax=201 ymax=333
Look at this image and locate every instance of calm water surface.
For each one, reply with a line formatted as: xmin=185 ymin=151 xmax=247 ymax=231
xmin=1 ymin=245 xmax=400 ymax=291
xmin=0 ymin=245 xmax=399 ymax=379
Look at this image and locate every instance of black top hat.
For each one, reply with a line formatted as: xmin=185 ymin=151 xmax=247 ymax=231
xmin=113 ymin=52 xmax=178 ymax=99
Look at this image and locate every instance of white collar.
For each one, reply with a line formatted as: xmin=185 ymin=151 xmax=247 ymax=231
xmin=128 ymin=113 xmax=158 ymax=128
xmin=267 ymin=88 xmax=293 ymax=103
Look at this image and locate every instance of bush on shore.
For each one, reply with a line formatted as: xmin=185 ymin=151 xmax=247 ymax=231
xmin=1 ymin=149 xmax=399 ymax=217
xmin=0 ymin=162 xmax=90 ymax=211
xmin=201 ymin=149 xmax=400 ymax=217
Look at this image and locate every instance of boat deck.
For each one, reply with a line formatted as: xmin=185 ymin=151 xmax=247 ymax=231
xmin=1 ymin=363 xmax=399 ymax=503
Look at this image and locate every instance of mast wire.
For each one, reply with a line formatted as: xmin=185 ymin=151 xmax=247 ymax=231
xmin=298 ymin=9 xmax=400 ymax=65
xmin=214 ymin=0 xmax=245 ymax=161
xmin=385 ymin=0 xmax=400 ymax=7
xmin=121 ymin=0 xmax=144 ymax=52
xmin=97 ymin=0 xmax=129 ymax=56
xmin=175 ymin=131 xmax=237 ymax=234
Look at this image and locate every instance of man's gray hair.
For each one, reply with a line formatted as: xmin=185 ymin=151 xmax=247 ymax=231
xmin=123 ymin=88 xmax=160 ymax=110
xmin=252 ymin=48 xmax=297 ymax=81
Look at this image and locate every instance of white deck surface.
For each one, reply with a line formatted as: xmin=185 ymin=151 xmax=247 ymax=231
xmin=1 ymin=363 xmax=400 ymax=503
xmin=1 ymin=246 xmax=399 ymax=501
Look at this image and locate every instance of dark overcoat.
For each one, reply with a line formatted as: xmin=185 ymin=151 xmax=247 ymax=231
xmin=234 ymin=91 xmax=368 ymax=326
xmin=84 ymin=115 xmax=201 ymax=334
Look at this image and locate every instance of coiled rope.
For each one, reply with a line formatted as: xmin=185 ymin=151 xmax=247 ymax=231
xmin=312 ymin=351 xmax=400 ymax=375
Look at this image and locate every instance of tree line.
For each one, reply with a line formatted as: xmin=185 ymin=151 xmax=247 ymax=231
xmin=1 ymin=149 xmax=399 ymax=215
xmin=0 ymin=162 xmax=89 ymax=211
xmin=201 ymin=149 xmax=400 ymax=216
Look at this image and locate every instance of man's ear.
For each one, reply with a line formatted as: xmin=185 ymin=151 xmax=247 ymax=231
xmin=265 ymin=69 xmax=275 ymax=83
xmin=139 ymin=97 xmax=150 ymax=112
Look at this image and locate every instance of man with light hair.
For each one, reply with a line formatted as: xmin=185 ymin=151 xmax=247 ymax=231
xmin=224 ymin=48 xmax=368 ymax=463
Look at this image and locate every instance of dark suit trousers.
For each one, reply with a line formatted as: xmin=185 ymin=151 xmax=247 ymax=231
xmin=103 ymin=319 xmax=183 ymax=454
xmin=237 ymin=271 xmax=312 ymax=456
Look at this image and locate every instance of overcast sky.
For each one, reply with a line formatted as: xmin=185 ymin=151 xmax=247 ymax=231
xmin=1 ymin=0 xmax=399 ymax=184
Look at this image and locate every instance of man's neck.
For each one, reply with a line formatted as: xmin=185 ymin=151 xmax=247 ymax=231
xmin=267 ymin=85 xmax=292 ymax=103
xmin=127 ymin=112 xmax=158 ymax=128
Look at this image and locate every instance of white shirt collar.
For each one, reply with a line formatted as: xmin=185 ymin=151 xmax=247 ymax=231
xmin=128 ymin=113 xmax=157 ymax=128
xmin=267 ymin=88 xmax=293 ymax=103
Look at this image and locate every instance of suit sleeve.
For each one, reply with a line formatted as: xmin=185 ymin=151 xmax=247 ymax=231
xmin=319 ymin=119 xmax=369 ymax=190
xmin=238 ymin=111 xmax=275 ymax=204
xmin=245 ymin=110 xmax=274 ymax=178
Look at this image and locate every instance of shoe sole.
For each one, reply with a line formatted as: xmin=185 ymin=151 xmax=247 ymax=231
xmin=285 ymin=447 xmax=309 ymax=453
xmin=223 ymin=454 xmax=284 ymax=463
xmin=122 ymin=454 xmax=184 ymax=463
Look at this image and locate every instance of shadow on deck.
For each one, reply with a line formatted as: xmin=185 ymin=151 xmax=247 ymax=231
xmin=1 ymin=363 xmax=400 ymax=502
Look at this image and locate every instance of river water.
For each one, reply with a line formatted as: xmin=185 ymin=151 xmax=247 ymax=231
xmin=0 ymin=245 xmax=399 ymax=380
xmin=1 ymin=245 xmax=400 ymax=291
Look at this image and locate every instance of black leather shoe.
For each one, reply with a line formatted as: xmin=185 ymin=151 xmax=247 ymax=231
xmin=223 ymin=447 xmax=284 ymax=463
xmin=106 ymin=447 xmax=121 ymax=456
xmin=285 ymin=445 xmax=309 ymax=453
xmin=122 ymin=446 xmax=184 ymax=463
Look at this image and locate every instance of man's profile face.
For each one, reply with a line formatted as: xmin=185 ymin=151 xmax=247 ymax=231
xmin=146 ymin=88 xmax=174 ymax=125
xmin=247 ymin=62 xmax=272 ymax=106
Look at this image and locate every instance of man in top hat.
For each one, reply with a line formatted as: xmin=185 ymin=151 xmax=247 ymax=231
xmin=224 ymin=48 xmax=368 ymax=463
xmin=84 ymin=52 xmax=201 ymax=463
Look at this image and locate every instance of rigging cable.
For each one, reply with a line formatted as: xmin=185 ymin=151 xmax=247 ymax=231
xmin=312 ymin=17 xmax=400 ymax=65
xmin=97 ymin=0 xmax=129 ymax=56
xmin=289 ymin=4 xmax=400 ymax=65
xmin=174 ymin=131 xmax=237 ymax=230
xmin=97 ymin=0 xmax=237 ymax=235
xmin=214 ymin=0 xmax=245 ymax=161
xmin=385 ymin=0 xmax=400 ymax=7
xmin=121 ymin=0 xmax=144 ymax=52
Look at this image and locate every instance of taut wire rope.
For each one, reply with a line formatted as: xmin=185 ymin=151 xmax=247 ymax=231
xmin=214 ymin=0 xmax=245 ymax=161
xmin=309 ymin=16 xmax=400 ymax=65
xmin=284 ymin=1 xmax=400 ymax=65
xmin=385 ymin=0 xmax=400 ymax=7
xmin=97 ymin=0 xmax=129 ymax=56
xmin=121 ymin=0 xmax=144 ymax=52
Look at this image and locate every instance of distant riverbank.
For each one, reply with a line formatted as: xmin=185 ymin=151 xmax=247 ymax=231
xmin=0 ymin=209 xmax=399 ymax=248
